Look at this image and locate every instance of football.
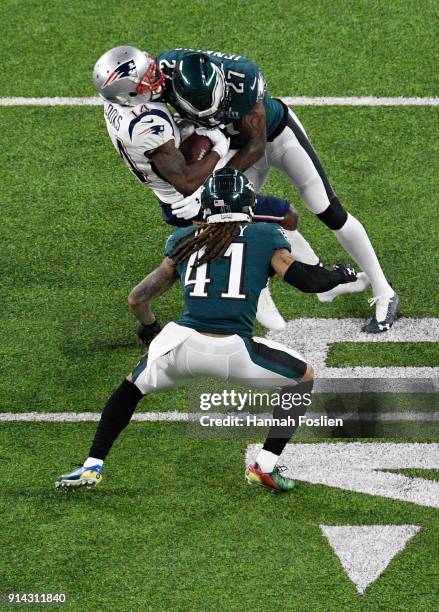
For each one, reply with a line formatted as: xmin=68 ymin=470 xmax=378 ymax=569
xmin=180 ymin=133 xmax=213 ymax=164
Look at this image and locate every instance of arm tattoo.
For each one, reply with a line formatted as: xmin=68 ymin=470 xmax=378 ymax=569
xmin=129 ymin=259 xmax=178 ymax=323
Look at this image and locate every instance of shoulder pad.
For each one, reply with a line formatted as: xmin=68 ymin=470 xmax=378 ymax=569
xmin=129 ymin=108 xmax=175 ymax=142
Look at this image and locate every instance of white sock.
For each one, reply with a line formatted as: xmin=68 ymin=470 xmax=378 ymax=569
xmin=256 ymin=449 xmax=279 ymax=473
xmin=334 ymin=214 xmax=393 ymax=298
xmin=285 ymin=230 xmax=320 ymax=265
xmin=83 ymin=457 xmax=103 ymax=468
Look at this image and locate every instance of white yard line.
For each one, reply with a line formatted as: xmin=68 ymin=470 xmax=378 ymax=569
xmin=0 ymin=412 xmax=189 ymax=422
xmin=269 ymin=317 xmax=439 ymax=381
xmin=246 ymin=442 xmax=439 ymax=508
xmin=281 ymin=96 xmax=439 ymax=106
xmin=0 ymin=97 xmax=103 ymax=106
xmin=1 ymin=411 xmax=438 ymax=422
xmin=0 ymin=96 xmax=438 ymax=106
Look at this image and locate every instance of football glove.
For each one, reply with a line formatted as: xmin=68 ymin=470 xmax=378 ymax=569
xmin=333 ymin=263 xmax=357 ymax=284
xmin=195 ymin=127 xmax=230 ymax=158
xmin=137 ymin=319 xmax=162 ymax=345
xmin=171 ymin=188 xmax=202 ymax=220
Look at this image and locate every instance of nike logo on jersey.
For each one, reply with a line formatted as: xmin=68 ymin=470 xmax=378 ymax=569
xmin=250 ymin=76 xmax=257 ymax=90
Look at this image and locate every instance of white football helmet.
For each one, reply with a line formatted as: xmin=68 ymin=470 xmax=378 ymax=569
xmin=93 ymin=45 xmax=165 ymax=106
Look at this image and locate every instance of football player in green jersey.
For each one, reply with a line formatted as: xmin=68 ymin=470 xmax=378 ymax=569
xmin=56 ymin=169 xmax=357 ymax=493
xmin=92 ymin=44 xmax=308 ymax=332
xmin=156 ymin=48 xmax=400 ymax=333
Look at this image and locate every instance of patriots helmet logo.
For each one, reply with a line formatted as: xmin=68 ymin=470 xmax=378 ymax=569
xmin=103 ymin=59 xmax=137 ymax=88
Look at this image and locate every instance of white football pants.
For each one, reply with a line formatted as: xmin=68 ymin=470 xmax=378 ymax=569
xmin=132 ymin=327 xmax=308 ymax=395
xmin=243 ymin=108 xmax=333 ymax=214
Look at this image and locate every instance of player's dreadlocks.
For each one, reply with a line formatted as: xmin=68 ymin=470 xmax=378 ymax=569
xmin=171 ymin=167 xmax=256 ymax=267
xmin=171 ymin=221 xmax=244 ymax=268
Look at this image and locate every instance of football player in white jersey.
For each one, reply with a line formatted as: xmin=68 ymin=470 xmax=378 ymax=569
xmin=93 ymin=46 xmax=308 ymax=333
xmin=95 ymin=47 xmax=229 ymax=209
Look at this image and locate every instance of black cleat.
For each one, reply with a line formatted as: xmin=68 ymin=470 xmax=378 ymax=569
xmin=362 ymin=292 xmax=400 ymax=333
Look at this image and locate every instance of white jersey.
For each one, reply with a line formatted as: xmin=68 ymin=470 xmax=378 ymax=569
xmin=103 ymin=100 xmax=183 ymax=204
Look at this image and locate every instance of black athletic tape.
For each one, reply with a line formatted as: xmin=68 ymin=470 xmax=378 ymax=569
xmin=317 ymin=197 xmax=348 ymax=230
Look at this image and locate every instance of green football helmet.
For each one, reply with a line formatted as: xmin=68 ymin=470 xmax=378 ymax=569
xmin=171 ymin=53 xmax=231 ymax=126
xmin=201 ymin=168 xmax=256 ymax=222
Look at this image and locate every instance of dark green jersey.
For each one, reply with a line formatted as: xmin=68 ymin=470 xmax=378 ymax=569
xmin=157 ymin=48 xmax=285 ymax=143
xmin=164 ymin=222 xmax=291 ymax=337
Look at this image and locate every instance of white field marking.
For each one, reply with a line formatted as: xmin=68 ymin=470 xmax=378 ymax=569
xmin=246 ymin=443 xmax=439 ymax=508
xmin=1 ymin=411 xmax=438 ymax=422
xmin=320 ymin=525 xmax=420 ymax=595
xmin=0 ymin=412 xmax=190 ymax=422
xmin=268 ymin=317 xmax=439 ymax=384
xmin=282 ymin=96 xmax=439 ymax=106
xmin=0 ymin=97 xmax=104 ymax=106
xmin=1 ymin=96 xmax=439 ymax=107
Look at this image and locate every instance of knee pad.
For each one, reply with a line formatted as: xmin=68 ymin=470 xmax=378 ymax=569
xmin=317 ymin=197 xmax=348 ymax=230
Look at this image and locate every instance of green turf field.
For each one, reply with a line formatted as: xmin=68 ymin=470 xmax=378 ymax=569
xmin=1 ymin=425 xmax=438 ymax=611
xmin=1 ymin=1 xmax=438 ymax=609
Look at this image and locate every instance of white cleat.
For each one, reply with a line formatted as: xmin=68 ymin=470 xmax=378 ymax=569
xmin=317 ymin=271 xmax=371 ymax=303
xmin=256 ymin=285 xmax=286 ymax=331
